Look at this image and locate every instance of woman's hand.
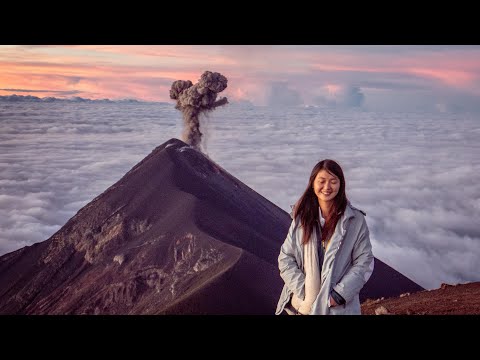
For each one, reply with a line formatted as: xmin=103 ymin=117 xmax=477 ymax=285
xmin=329 ymin=295 xmax=338 ymax=307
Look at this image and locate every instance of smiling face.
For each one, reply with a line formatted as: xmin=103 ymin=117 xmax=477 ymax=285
xmin=313 ymin=169 xmax=340 ymax=204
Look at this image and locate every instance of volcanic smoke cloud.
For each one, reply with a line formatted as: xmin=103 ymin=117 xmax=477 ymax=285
xmin=170 ymin=71 xmax=228 ymax=150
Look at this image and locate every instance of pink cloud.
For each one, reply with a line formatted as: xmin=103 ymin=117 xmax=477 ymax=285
xmin=407 ymin=68 xmax=474 ymax=88
xmin=1 ymin=46 xmax=480 ymax=103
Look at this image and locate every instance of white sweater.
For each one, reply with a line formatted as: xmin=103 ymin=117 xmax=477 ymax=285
xmin=291 ymin=208 xmax=326 ymax=315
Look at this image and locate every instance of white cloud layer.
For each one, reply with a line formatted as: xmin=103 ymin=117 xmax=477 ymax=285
xmin=1 ymin=100 xmax=479 ymax=290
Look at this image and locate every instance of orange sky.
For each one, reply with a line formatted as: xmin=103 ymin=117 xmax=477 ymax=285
xmin=1 ymin=45 xmax=479 ymax=107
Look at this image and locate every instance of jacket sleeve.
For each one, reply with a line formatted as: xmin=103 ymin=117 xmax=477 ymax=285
xmin=332 ymin=217 xmax=374 ymax=304
xmin=278 ymin=218 xmax=305 ymax=301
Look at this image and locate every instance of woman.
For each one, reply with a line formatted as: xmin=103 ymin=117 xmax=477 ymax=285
xmin=276 ymin=159 xmax=374 ymax=315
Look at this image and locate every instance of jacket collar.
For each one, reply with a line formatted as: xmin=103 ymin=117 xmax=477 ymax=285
xmin=344 ymin=200 xmax=356 ymax=220
xmin=337 ymin=201 xmax=356 ymax=236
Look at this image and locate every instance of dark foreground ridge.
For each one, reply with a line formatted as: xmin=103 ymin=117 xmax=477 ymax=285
xmin=0 ymin=138 xmax=423 ymax=314
xmin=362 ymin=281 xmax=480 ymax=315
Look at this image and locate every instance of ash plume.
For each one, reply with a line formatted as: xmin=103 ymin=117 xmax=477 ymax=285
xmin=170 ymin=71 xmax=228 ymax=151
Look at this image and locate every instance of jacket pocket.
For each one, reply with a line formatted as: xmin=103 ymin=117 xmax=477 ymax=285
xmin=328 ymin=304 xmax=347 ymax=315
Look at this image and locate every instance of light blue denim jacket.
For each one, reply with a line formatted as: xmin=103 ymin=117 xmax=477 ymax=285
xmin=276 ymin=201 xmax=374 ymax=315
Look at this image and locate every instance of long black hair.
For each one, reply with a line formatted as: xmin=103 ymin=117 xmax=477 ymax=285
xmin=293 ymin=159 xmax=347 ymax=245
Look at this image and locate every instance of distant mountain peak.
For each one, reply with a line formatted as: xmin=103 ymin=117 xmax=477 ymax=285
xmin=0 ymin=94 xmax=147 ymax=103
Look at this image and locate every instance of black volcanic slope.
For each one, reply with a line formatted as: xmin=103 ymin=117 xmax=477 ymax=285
xmin=0 ymin=138 xmax=422 ymax=314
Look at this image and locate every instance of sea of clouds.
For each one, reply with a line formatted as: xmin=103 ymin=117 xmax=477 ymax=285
xmin=1 ymin=100 xmax=479 ymax=289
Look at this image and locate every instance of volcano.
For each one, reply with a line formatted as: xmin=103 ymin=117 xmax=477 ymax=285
xmin=0 ymin=138 xmax=423 ymax=314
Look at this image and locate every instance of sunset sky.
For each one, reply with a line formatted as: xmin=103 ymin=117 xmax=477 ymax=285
xmin=1 ymin=45 xmax=480 ymax=111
